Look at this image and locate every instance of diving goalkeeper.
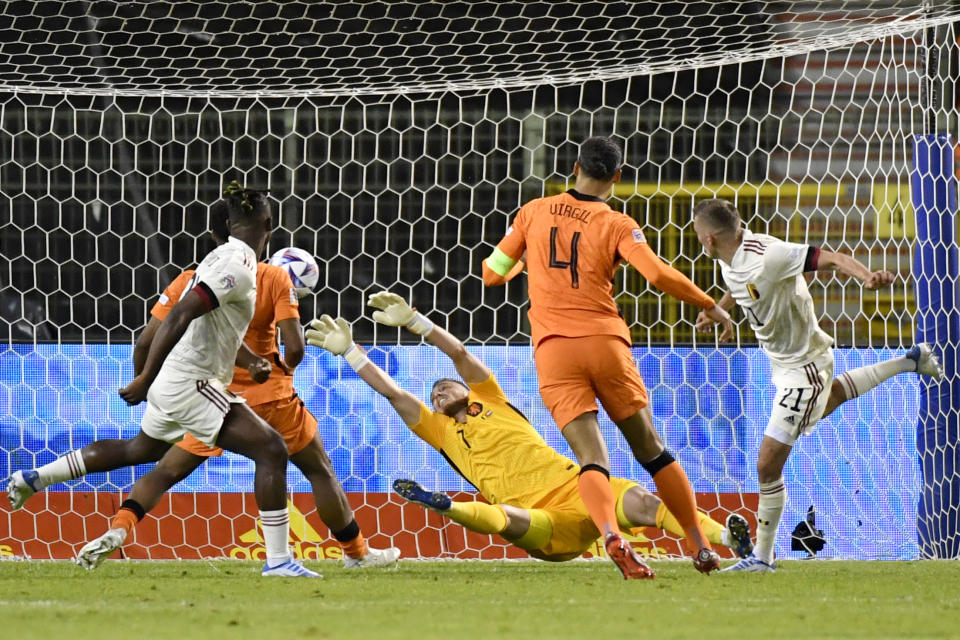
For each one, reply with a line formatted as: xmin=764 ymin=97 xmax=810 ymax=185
xmin=305 ymin=292 xmax=753 ymax=577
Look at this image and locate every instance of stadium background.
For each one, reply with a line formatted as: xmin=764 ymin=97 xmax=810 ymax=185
xmin=1 ymin=1 xmax=958 ymax=561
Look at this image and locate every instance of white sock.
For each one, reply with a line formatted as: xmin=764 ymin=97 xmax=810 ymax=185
xmin=260 ymin=508 xmax=290 ymax=563
xmin=754 ymin=477 xmax=786 ymax=564
xmin=836 ymin=357 xmax=914 ymax=401
xmin=35 ymin=450 xmax=86 ymax=489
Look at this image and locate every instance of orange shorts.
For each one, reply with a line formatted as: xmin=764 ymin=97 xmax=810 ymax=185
xmin=534 ymin=334 xmax=649 ymax=429
xmin=175 ymin=393 xmax=319 ymax=458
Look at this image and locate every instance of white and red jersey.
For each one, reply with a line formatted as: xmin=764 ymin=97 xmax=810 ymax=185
xmin=719 ymin=229 xmax=833 ymax=371
xmin=163 ymin=236 xmax=258 ymax=385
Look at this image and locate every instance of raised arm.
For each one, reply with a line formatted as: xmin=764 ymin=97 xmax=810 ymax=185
xmin=305 ymin=315 xmax=422 ymax=426
xmin=482 ymin=209 xmax=527 ymax=287
xmin=621 ymin=242 xmax=734 ymax=341
xmin=816 ymin=249 xmax=895 ymax=289
xmin=367 ymin=291 xmax=490 ymax=383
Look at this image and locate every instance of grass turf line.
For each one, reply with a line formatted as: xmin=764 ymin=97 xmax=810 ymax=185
xmin=1 ymin=559 xmax=957 ymax=640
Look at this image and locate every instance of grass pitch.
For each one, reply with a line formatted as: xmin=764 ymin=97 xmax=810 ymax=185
xmin=1 ymin=559 xmax=957 ymax=640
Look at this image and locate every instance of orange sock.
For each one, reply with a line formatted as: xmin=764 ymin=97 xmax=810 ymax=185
xmin=651 ymin=461 xmax=711 ymax=551
xmin=110 ymin=507 xmax=139 ymax=536
xmin=340 ymin=532 xmax=369 ymax=560
xmin=577 ymin=467 xmax=620 ymax=537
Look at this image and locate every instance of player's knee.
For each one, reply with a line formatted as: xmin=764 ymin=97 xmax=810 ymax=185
xmin=258 ymin=430 xmax=288 ymax=466
xmin=127 ymin=436 xmax=169 ymax=464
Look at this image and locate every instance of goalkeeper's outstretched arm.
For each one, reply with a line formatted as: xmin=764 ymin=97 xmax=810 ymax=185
xmin=305 ymin=315 xmax=421 ymax=426
xmin=367 ymin=291 xmax=490 ymax=384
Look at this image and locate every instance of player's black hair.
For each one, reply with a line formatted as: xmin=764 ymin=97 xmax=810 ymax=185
xmin=209 ymin=207 xmax=230 ymax=243
xmin=431 ymin=378 xmax=470 ymax=395
xmin=210 ymin=180 xmax=270 ymax=230
xmin=693 ymin=198 xmax=741 ymax=234
xmin=577 ymin=136 xmax=622 ymax=181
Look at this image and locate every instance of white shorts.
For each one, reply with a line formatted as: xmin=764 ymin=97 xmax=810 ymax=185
xmin=765 ymin=349 xmax=834 ymax=445
xmin=140 ymin=367 xmax=245 ymax=447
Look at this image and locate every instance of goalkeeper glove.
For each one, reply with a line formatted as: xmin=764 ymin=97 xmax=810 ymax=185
xmin=305 ymin=315 xmax=369 ymax=371
xmin=367 ymin=291 xmax=434 ymax=336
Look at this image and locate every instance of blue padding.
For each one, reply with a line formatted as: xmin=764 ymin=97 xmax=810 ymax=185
xmin=911 ymin=133 xmax=960 ymax=558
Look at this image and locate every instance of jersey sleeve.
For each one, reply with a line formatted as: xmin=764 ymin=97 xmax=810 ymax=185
xmin=491 ymin=206 xmax=528 ymax=263
xmin=150 ymin=270 xmax=193 ymax=320
xmin=268 ymin=266 xmax=301 ymax=322
xmin=619 ymin=224 xmax=716 ymax=309
xmin=467 ymin=373 xmax=508 ymax=401
xmin=409 ymin=403 xmax=451 ymax=450
xmin=194 ymin=255 xmax=254 ymax=309
xmin=763 ymin=240 xmax=812 ymax=281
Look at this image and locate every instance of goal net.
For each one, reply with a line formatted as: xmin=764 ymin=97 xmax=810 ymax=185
xmin=2 ymin=0 xmax=959 ymax=561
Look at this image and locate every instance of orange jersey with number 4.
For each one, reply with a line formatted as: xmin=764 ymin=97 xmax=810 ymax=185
xmin=487 ymin=189 xmax=715 ymax=347
xmin=151 ymin=263 xmax=301 ymax=406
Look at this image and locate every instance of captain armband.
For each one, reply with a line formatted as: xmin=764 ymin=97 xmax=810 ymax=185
xmin=484 ymin=247 xmax=519 ymax=277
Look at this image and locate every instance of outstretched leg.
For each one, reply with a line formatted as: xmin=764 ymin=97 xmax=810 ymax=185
xmin=291 ymin=433 xmax=399 ymax=568
xmin=8 ymin=432 xmax=170 ymax=509
xmin=617 ymin=485 xmax=753 ymax=559
xmin=823 ymin=343 xmax=943 ymax=418
xmin=75 ymin=446 xmax=205 ymax=570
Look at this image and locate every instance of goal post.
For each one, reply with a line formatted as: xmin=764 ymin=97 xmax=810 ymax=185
xmin=2 ymin=1 xmax=960 ymax=561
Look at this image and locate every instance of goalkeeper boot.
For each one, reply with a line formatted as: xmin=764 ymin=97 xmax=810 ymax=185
xmin=720 ymin=553 xmax=775 ymax=573
xmin=604 ymin=532 xmax=655 ymax=580
xmin=343 ymin=546 xmax=401 ymax=569
xmin=7 ymin=469 xmax=41 ymax=510
xmin=392 ymin=478 xmax=452 ymax=512
xmin=262 ymin=556 xmax=322 ymax=578
xmin=906 ymin=343 xmax=944 ymax=380
xmin=75 ymin=527 xmax=127 ymax=570
xmin=725 ymin=513 xmax=754 ymax=559
xmin=693 ymin=547 xmax=722 ymax=574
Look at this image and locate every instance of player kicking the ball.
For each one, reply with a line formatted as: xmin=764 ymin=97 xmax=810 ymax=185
xmin=304 ymin=292 xmax=755 ymax=577
xmin=8 ymin=203 xmax=398 ymax=572
xmin=692 ymin=198 xmax=943 ymax=572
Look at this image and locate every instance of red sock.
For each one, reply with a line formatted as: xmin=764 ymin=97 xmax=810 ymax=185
xmin=110 ymin=507 xmax=139 ymax=536
xmin=652 ymin=462 xmax=711 ymax=551
xmin=578 ymin=468 xmax=620 ymax=538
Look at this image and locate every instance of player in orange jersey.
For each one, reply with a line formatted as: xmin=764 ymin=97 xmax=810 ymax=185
xmin=303 ymin=292 xmax=753 ymax=573
xmin=9 ymin=210 xmax=399 ymax=569
xmin=482 ymin=136 xmax=735 ymax=577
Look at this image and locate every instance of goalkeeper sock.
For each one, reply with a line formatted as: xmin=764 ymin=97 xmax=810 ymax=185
xmin=260 ymin=508 xmax=291 ymax=563
xmin=34 ymin=450 xmax=86 ymax=490
xmin=332 ymin=519 xmax=369 ymax=560
xmin=444 ymin=501 xmax=508 ymax=535
xmin=755 ymin=477 xmax=786 ymax=564
xmin=836 ymin=357 xmax=914 ymax=402
xmin=578 ymin=466 xmax=620 ymax=537
xmin=654 ymin=502 xmax=725 ymax=547
xmin=647 ymin=455 xmax=712 ymax=551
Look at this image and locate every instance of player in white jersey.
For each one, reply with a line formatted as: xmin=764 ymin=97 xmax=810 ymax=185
xmin=692 ymin=198 xmax=944 ymax=572
xmin=73 ymin=182 xmax=318 ymax=577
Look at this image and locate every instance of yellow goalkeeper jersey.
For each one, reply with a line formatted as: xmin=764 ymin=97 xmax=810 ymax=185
xmin=412 ymin=374 xmax=579 ymax=508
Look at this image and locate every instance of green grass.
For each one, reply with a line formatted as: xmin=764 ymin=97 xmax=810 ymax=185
xmin=1 ymin=559 xmax=957 ymax=640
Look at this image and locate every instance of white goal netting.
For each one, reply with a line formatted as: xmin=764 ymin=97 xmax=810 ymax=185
xmin=1 ymin=1 xmax=959 ymax=561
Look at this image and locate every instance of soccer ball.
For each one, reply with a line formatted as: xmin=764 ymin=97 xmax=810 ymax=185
xmin=269 ymin=247 xmax=319 ymax=299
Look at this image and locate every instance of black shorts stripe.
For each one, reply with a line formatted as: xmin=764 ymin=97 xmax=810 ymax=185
xmin=196 ymin=380 xmax=229 ymax=414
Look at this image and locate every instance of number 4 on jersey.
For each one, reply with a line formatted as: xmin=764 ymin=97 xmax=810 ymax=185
xmin=549 ymin=226 xmax=581 ymax=288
